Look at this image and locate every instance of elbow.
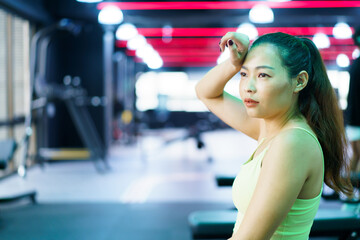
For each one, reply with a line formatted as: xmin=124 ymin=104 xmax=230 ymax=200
xmin=195 ymin=81 xmax=203 ymax=100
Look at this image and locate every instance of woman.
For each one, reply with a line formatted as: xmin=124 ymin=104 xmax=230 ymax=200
xmin=195 ymin=32 xmax=353 ymax=239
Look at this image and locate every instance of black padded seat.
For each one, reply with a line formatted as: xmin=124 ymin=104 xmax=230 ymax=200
xmin=189 ymin=208 xmax=360 ymax=239
xmin=215 ymin=175 xmax=235 ymax=187
xmin=0 ymin=191 xmax=37 ymax=204
xmin=217 ymin=174 xmax=360 ymax=189
xmin=189 ymin=210 xmax=235 ymax=239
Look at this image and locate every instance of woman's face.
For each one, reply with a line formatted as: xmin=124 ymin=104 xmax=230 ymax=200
xmin=239 ymin=44 xmax=297 ymax=120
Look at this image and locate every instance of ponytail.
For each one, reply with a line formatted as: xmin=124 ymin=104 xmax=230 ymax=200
xmin=252 ymin=33 xmax=353 ymax=197
xmin=300 ymin=38 xmax=353 ymax=196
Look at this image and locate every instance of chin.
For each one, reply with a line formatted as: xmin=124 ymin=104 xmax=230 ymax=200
xmin=246 ymin=110 xmax=262 ymax=119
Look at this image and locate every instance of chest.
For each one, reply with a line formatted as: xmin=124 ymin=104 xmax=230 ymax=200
xmin=232 ymin=147 xmax=269 ymax=212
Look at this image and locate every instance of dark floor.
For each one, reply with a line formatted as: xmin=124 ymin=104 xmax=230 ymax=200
xmin=0 ymin=202 xmax=357 ymax=240
xmin=0 ymin=129 xmax=358 ymax=240
xmin=0 ymin=202 xmax=235 ymax=240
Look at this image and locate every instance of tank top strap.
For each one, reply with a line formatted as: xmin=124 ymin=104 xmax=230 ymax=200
xmin=261 ymin=127 xmax=320 ymax=150
xmin=287 ymin=127 xmax=325 ymax=178
xmin=287 ymin=127 xmax=325 ymax=200
xmin=264 ymin=126 xmax=324 ymax=167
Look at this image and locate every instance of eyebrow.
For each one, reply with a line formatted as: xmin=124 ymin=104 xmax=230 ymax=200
xmin=241 ymin=65 xmax=275 ymax=70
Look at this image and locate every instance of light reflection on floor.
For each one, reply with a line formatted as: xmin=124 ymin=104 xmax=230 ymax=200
xmin=0 ymin=128 xmax=256 ymax=203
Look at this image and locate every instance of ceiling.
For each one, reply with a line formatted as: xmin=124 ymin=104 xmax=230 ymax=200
xmin=48 ymin=0 xmax=360 ymax=70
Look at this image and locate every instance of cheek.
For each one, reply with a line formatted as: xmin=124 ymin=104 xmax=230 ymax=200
xmin=260 ymin=82 xmax=290 ymax=103
xmin=267 ymin=84 xmax=293 ymax=106
xmin=239 ymin=80 xmax=245 ymax=98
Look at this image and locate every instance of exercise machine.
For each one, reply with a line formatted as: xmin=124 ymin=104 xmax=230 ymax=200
xmin=17 ymin=19 xmax=109 ymax=176
xmin=0 ymin=138 xmax=36 ymax=204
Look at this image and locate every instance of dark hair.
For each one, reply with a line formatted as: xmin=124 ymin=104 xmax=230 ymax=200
xmin=251 ymin=32 xmax=353 ymax=197
xmin=353 ymin=27 xmax=360 ymax=47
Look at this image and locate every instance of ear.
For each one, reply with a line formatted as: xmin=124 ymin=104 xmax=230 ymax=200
xmin=293 ymin=70 xmax=309 ymax=93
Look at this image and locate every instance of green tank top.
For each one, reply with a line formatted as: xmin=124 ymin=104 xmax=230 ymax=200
xmin=232 ymin=127 xmax=324 ymax=239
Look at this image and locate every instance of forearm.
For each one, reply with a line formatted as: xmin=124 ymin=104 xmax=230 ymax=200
xmin=195 ymin=59 xmax=241 ymax=100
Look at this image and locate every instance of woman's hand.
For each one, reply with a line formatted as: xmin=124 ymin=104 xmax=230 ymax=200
xmin=219 ymin=32 xmax=249 ymax=67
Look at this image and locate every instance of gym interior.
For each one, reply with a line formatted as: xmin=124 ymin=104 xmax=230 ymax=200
xmin=0 ymin=0 xmax=359 ymax=239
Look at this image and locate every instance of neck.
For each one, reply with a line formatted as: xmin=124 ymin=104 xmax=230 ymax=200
xmin=262 ymin=104 xmax=303 ymax=139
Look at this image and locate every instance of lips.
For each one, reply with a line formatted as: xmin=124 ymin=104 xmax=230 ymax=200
xmin=244 ymin=98 xmax=259 ymax=107
xmin=244 ymin=98 xmax=259 ymax=104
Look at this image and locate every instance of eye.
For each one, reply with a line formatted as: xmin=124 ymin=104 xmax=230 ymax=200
xmin=240 ymin=72 xmax=247 ymax=77
xmin=258 ymin=73 xmax=270 ymax=78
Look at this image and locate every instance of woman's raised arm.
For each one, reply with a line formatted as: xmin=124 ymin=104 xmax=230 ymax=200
xmin=195 ymin=32 xmax=261 ymax=140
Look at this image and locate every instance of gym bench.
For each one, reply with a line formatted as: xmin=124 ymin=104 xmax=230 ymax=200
xmin=216 ymin=174 xmax=360 ymax=188
xmin=189 ymin=207 xmax=360 ymax=239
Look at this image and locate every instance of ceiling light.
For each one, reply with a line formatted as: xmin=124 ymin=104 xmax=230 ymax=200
xmin=162 ymin=25 xmax=173 ymax=43
xmin=142 ymin=51 xmax=163 ymax=69
xmin=236 ymin=23 xmax=258 ymax=40
xmin=116 ymin=23 xmax=138 ymax=41
xmin=312 ymin=33 xmax=330 ymax=49
xmin=146 ymin=57 xmax=163 ymax=69
xmin=333 ymin=22 xmax=352 ymax=39
xmin=136 ymin=44 xmax=155 ymax=59
xmin=127 ymin=34 xmax=147 ymax=50
xmin=134 ymin=43 xmax=163 ymax=69
xmin=249 ymin=4 xmax=274 ymax=24
xmin=353 ymin=48 xmax=360 ymax=59
xmin=98 ymin=6 xmax=123 ymax=25
xmin=336 ymin=54 xmax=350 ymax=68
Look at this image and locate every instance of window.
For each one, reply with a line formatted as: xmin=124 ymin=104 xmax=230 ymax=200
xmin=0 ymin=9 xmax=7 ymax=139
xmin=135 ymin=71 xmax=206 ymax=112
xmin=0 ymin=8 xmax=31 ymax=173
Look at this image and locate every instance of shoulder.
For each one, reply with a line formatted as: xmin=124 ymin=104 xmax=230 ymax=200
xmin=274 ymin=127 xmax=319 ymax=150
xmin=263 ymin=128 xmax=322 ymax=173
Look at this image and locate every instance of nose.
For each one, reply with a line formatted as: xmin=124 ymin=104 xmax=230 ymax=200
xmin=244 ymin=77 xmax=256 ymax=93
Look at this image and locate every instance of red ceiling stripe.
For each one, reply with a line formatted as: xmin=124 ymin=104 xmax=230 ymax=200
xmin=116 ymin=40 xmax=222 ymax=49
xmin=321 ymin=53 xmax=353 ymax=60
xmin=145 ymin=38 xmax=222 ymax=47
xmin=129 ymin=38 xmax=222 ymax=47
xmin=152 ymin=48 xmax=356 ymax=55
xmin=138 ymin=27 xmax=236 ymax=37
xmin=132 ymin=52 xmax=353 ymax=63
xmin=116 ymin=41 xmax=127 ymax=48
xmin=157 ymin=53 xmax=353 ymax=62
xmin=136 ymin=27 xmax=354 ymax=37
xmin=144 ymin=56 xmax=220 ymax=62
xmin=116 ymin=37 xmax=354 ymax=47
xmin=125 ymin=49 xmax=136 ymax=56
xmin=319 ymin=46 xmax=357 ymax=52
xmin=98 ymin=1 xmax=360 ymax=10
xmin=126 ymin=47 xmax=356 ymax=59
xmin=157 ymin=50 xmax=221 ymax=57
xmin=320 ymin=51 xmax=354 ymax=58
xmin=125 ymin=47 xmax=355 ymax=57
xmin=327 ymin=38 xmax=355 ymax=46
xmin=162 ymin=60 xmax=347 ymax=68
xmin=163 ymin=62 xmax=217 ymax=67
